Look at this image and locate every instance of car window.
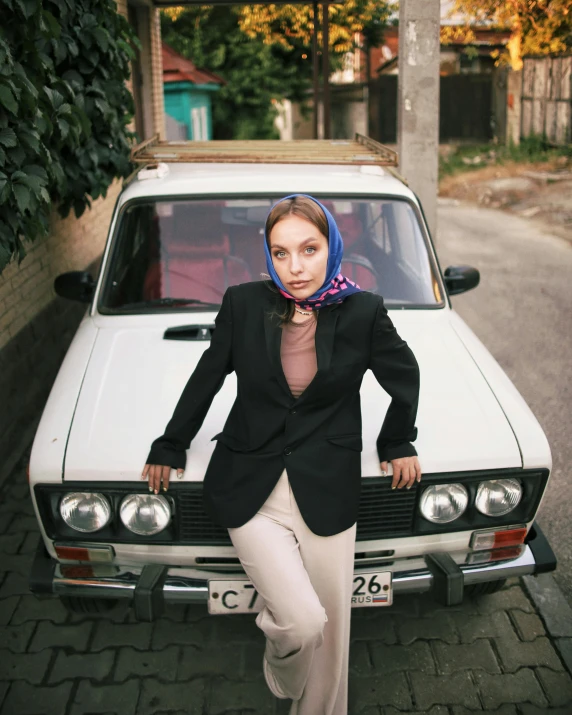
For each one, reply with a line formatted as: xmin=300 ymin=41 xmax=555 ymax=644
xmin=98 ymin=196 xmax=444 ymax=313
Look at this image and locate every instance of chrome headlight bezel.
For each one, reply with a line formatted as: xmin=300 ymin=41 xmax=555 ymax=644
xmin=475 ymin=478 xmax=523 ymax=517
xmin=59 ymin=492 xmax=112 ymax=533
xmin=119 ymin=493 xmax=172 ymax=535
xmin=419 ymin=483 xmax=469 ymax=524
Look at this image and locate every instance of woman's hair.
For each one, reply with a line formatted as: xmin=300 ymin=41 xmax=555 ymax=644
xmin=263 ymin=196 xmax=328 ymax=325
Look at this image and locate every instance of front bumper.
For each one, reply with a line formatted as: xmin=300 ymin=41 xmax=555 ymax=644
xmin=30 ymin=522 xmax=556 ymax=621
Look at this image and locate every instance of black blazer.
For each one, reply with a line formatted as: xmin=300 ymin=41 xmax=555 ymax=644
xmin=146 ymin=280 xmax=420 ymax=537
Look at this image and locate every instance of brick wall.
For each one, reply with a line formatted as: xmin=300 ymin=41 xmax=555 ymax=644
xmin=0 ymin=0 xmax=165 ymax=484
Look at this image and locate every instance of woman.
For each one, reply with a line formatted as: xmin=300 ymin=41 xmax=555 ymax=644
xmin=143 ymin=194 xmax=422 ymax=715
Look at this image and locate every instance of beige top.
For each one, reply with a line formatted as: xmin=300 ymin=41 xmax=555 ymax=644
xmin=280 ymin=314 xmax=318 ymax=398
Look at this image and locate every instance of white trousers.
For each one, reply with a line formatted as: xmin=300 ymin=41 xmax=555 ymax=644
xmin=228 ymin=467 xmax=357 ymax=715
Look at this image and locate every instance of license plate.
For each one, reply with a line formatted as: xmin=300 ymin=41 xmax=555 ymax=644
xmin=208 ymin=571 xmax=392 ymax=615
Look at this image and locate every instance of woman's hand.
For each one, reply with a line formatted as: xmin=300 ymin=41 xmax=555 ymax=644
xmin=141 ymin=463 xmax=184 ymax=494
xmin=380 ymin=456 xmax=422 ymax=490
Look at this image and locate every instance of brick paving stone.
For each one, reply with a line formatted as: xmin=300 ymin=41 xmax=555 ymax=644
xmin=536 ymin=667 xmax=572 ymax=707
xmin=519 ymin=706 xmax=572 ymax=715
xmin=160 ymin=603 xmax=189 ymax=622
xmin=474 ymin=669 xmax=547 ymax=708
xmin=0 ymin=596 xmax=19 ymax=626
xmin=348 ymin=640 xmax=372 ymax=676
xmin=0 ymin=554 xmax=33 ymax=577
xmin=348 ymin=672 xmax=412 ymax=711
xmin=523 ymin=574 xmax=572 ymax=638
xmin=0 ymin=682 xmax=73 ymax=715
xmin=0 ymin=649 xmax=52 ymax=684
xmin=70 ymin=679 xmax=140 ymax=715
xmin=180 ymin=643 xmax=245 ymax=679
xmin=369 ymin=641 xmax=436 ymax=674
xmin=451 ymin=706 xmax=518 ymax=715
xmin=0 ymin=533 xmax=25 ymax=554
xmin=151 ymin=616 xmax=216 ymax=650
xmin=555 ymin=637 xmax=572 ymax=674
xmin=352 ymin=707 xmax=381 ymax=715
xmin=137 ymin=678 xmax=207 ymax=715
xmin=208 ymin=677 xmax=277 ymax=714
xmin=10 ymin=595 xmax=67 ymax=624
xmin=49 ymin=650 xmax=114 ymax=683
xmin=495 ymin=635 xmax=564 ymax=672
xmin=452 ymin=610 xmax=518 ymax=644
xmin=0 ymin=623 xmax=35 ymax=652
xmin=384 ymin=594 xmax=420 ymax=617
xmin=0 ymin=683 xmax=8 ymax=710
xmin=214 ymin=613 xmax=260 ymax=643
xmin=0 ymin=571 xmax=29 ymax=598
xmin=114 ymin=645 xmax=179 ymax=682
xmin=19 ymin=532 xmax=41 ymax=555
xmin=90 ymin=620 xmax=152 ymax=651
xmin=475 ymin=585 xmax=534 ymax=615
xmin=350 ymin=612 xmax=398 ymax=643
xmin=432 ymin=639 xmax=501 ymax=674
xmin=509 ymin=609 xmax=547 ymax=641
xmin=8 ymin=515 xmax=39 ymax=533
xmin=410 ymin=671 xmax=480 ymax=710
xmin=384 ymin=708 xmax=449 ymax=715
xmin=29 ymin=621 xmax=92 ymax=652
xmin=397 ymin=612 xmax=459 ymax=645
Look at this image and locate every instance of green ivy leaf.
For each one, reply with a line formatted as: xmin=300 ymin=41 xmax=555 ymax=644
xmin=13 ymin=183 xmax=31 ymax=213
xmin=0 ymin=85 xmax=18 ymax=114
xmin=0 ymin=128 xmax=17 ymax=148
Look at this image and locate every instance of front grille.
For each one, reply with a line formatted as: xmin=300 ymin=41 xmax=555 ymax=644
xmin=356 ymin=478 xmax=417 ymax=540
xmin=175 ymin=478 xmax=417 ymax=545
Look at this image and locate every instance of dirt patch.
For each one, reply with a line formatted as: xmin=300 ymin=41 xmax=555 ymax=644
xmin=439 ymin=157 xmax=572 ymax=244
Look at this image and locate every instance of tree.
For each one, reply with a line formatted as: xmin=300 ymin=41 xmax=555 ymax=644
xmin=443 ymin=1 xmax=572 ymax=69
xmin=161 ymin=2 xmax=393 ymax=140
xmin=161 ymin=6 xmax=313 ymax=139
xmin=239 ymin=1 xmax=392 ymax=54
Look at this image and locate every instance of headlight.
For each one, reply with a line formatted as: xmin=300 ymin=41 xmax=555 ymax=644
xmin=120 ymin=494 xmax=171 ymax=535
xmin=420 ymin=484 xmax=469 ymax=524
xmin=475 ymin=479 xmax=522 ymax=516
xmin=60 ymin=493 xmax=111 ymax=533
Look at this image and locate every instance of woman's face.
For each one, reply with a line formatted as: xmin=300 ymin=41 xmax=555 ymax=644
xmin=268 ymin=215 xmax=329 ymax=299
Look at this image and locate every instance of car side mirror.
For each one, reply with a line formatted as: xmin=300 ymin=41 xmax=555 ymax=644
xmin=54 ymin=271 xmax=96 ymax=303
xmin=443 ymin=265 xmax=480 ymax=295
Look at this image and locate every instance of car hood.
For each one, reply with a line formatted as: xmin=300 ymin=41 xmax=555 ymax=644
xmin=64 ymin=316 xmax=521 ymax=482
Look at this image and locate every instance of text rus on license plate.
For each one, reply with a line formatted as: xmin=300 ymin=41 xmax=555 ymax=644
xmin=208 ymin=571 xmax=392 ymax=615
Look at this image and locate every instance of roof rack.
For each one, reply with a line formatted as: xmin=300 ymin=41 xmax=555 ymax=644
xmin=130 ymin=133 xmax=398 ymax=167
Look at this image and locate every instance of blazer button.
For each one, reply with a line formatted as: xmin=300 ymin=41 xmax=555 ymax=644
xmin=289 ymin=409 xmax=297 ymax=415
xmin=284 ymin=446 xmax=292 ymax=456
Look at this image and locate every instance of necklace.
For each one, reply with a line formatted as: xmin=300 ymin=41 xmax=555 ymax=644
xmin=295 ymin=307 xmax=312 ymax=315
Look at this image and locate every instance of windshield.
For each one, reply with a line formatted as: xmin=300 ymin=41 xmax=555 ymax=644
xmin=98 ymin=196 xmax=444 ymax=313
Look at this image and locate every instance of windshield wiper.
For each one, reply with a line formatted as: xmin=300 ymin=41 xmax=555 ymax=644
xmin=116 ymin=298 xmax=221 ymax=311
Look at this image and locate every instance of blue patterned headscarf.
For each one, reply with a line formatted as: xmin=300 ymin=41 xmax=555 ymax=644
xmin=263 ymin=194 xmax=363 ymax=311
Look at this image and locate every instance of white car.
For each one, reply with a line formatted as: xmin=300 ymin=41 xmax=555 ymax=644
xmin=28 ymin=137 xmax=556 ymax=620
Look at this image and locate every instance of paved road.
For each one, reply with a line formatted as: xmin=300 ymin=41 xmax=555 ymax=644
xmin=437 ymin=201 xmax=572 ymax=604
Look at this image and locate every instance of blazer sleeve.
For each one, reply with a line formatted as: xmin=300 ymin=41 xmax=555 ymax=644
xmin=145 ymin=286 xmax=234 ymax=471
xmin=368 ymin=295 xmax=420 ymax=463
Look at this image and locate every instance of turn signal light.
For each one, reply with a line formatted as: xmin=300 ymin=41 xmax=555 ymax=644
xmin=54 ymin=544 xmax=114 ymax=563
xmin=470 ymin=527 xmax=527 ymax=551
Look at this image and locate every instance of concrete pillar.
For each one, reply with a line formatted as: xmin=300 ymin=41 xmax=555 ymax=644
xmin=397 ymin=0 xmax=440 ymax=240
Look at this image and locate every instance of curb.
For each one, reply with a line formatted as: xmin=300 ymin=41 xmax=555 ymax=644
xmin=523 ymin=572 xmax=572 ymax=675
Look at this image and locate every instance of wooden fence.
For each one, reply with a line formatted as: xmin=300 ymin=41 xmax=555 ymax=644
xmin=521 ymin=55 xmax=572 ymax=145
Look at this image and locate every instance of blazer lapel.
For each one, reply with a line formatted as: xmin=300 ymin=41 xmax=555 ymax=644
xmin=263 ymin=294 xmax=341 ymax=401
